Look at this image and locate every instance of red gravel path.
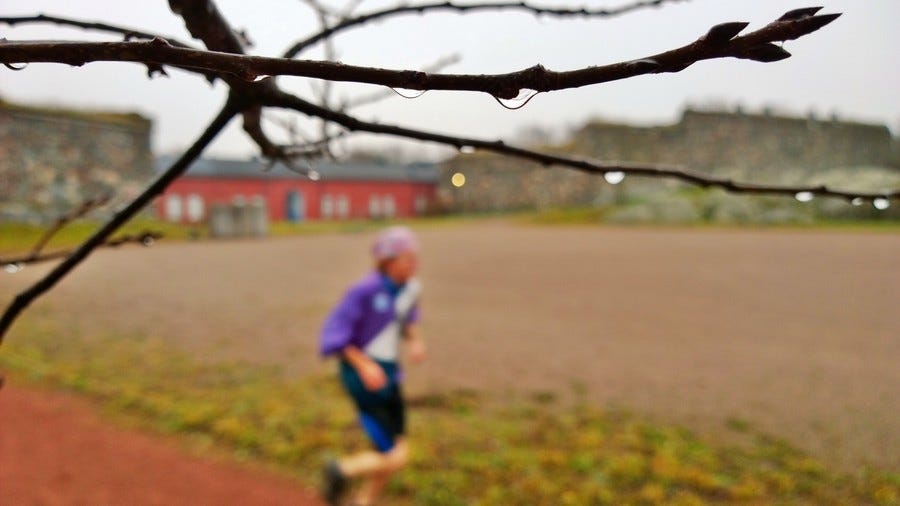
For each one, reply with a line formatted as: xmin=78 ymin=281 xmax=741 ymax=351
xmin=0 ymin=384 xmax=323 ymax=506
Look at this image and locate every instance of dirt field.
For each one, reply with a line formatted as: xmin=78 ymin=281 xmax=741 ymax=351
xmin=2 ymin=222 xmax=898 ymax=470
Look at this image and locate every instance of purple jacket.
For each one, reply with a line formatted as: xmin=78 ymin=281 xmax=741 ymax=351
xmin=319 ymin=272 xmax=421 ymax=361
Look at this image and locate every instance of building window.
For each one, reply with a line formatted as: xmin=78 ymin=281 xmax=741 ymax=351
xmin=166 ymin=194 xmax=182 ymax=222
xmin=414 ymin=194 xmax=428 ymax=214
xmin=186 ymin=193 xmax=204 ymax=223
xmin=336 ymin=195 xmax=350 ymax=219
xmin=382 ymin=195 xmax=396 ymax=218
xmin=321 ymin=194 xmax=333 ymax=219
xmin=369 ymin=194 xmax=381 ymax=218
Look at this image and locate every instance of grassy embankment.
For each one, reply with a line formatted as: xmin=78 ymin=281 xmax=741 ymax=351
xmin=1 ymin=318 xmax=896 ymax=505
xmin=3 ymin=209 xmax=897 ymax=259
xmin=0 ymin=215 xmax=480 ymax=257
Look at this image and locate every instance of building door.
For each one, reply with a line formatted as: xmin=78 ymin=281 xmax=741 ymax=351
xmin=286 ymin=190 xmax=305 ymax=222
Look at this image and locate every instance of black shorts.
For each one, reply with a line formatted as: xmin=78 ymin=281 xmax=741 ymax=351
xmin=339 ymin=359 xmax=405 ymax=452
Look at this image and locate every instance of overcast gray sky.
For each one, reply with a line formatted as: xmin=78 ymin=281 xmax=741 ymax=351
xmin=2 ymin=0 xmax=898 ymax=159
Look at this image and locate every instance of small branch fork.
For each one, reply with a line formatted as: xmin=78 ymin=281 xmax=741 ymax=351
xmin=0 ymin=2 xmax=893 ymax=347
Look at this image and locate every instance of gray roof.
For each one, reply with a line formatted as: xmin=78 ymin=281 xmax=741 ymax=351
xmin=155 ymin=156 xmax=437 ymax=183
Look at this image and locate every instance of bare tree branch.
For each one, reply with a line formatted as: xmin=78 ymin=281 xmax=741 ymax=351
xmin=242 ymin=104 xmax=284 ymax=158
xmin=0 ymin=103 xmax=238 ymax=343
xmin=0 ymin=10 xmax=841 ymax=100
xmin=261 ymin=113 xmax=350 ymax=152
xmin=282 ymin=0 xmax=688 ymax=58
xmin=0 ymin=14 xmax=198 ymax=49
xmin=2 ymin=231 xmax=163 ymax=269
xmin=168 ymin=0 xmax=246 ymax=54
xmin=262 ymin=89 xmax=899 ymax=202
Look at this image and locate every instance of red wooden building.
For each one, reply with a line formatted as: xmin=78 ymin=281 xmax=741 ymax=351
xmin=155 ymin=157 xmax=437 ymax=223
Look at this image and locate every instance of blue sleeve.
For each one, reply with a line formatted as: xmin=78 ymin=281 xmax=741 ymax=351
xmin=319 ymin=286 xmax=365 ymax=357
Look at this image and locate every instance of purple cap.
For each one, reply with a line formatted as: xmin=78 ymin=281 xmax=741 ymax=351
xmin=372 ymin=226 xmax=419 ymax=261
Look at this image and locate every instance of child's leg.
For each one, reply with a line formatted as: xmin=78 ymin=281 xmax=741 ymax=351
xmin=352 ymin=439 xmax=409 ymax=506
xmin=338 ymin=438 xmax=408 ymax=477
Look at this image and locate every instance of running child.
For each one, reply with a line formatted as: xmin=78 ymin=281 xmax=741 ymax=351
xmin=319 ymin=226 xmax=426 ymax=506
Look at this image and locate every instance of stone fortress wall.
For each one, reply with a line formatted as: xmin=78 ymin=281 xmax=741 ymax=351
xmin=439 ymin=108 xmax=899 ymax=212
xmin=0 ymin=99 xmax=153 ymax=222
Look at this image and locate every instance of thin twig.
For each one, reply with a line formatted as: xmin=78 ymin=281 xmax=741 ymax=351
xmin=0 ymin=14 xmax=197 ymax=49
xmin=262 ymin=113 xmax=315 ymax=145
xmin=2 ymin=232 xmax=163 ymax=268
xmin=300 ymin=0 xmax=340 ymax=156
xmin=28 ymin=193 xmax=112 ymax=260
xmin=0 ymin=10 xmax=842 ymax=100
xmin=282 ymin=0 xmax=688 ymax=58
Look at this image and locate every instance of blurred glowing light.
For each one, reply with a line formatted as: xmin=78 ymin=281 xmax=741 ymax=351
xmin=604 ymin=171 xmax=625 ymax=185
xmin=794 ymin=191 xmax=814 ymax=203
xmin=873 ymin=197 xmax=890 ymax=210
xmin=451 ymin=172 xmax=467 ymax=188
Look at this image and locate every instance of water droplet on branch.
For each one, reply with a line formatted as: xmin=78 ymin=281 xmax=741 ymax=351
xmin=308 ymin=170 xmax=321 ymax=181
xmin=794 ymin=191 xmax=814 ymax=203
xmin=851 ymin=197 xmax=864 ymax=206
xmin=494 ymin=89 xmax=539 ymax=110
xmin=873 ymin=198 xmax=890 ymax=210
xmin=459 ymin=145 xmax=476 ymax=154
xmin=390 ymin=88 xmax=428 ymax=99
xmin=4 ymin=263 xmax=23 ymax=274
xmin=604 ymin=172 xmax=625 ymax=185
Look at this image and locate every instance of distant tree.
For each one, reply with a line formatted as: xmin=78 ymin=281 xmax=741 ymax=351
xmin=0 ymin=1 xmax=892 ymax=342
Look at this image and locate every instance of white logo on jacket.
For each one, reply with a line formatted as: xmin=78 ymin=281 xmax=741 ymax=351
xmin=372 ymin=292 xmax=391 ymax=313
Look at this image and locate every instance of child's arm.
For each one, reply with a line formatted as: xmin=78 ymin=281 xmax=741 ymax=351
xmin=404 ymin=324 xmax=427 ymax=363
xmin=319 ymin=287 xmax=364 ymax=357
xmin=342 ymin=345 xmax=388 ymax=391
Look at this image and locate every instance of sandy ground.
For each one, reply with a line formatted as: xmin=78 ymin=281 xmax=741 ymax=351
xmin=0 ymin=384 xmax=323 ymax=505
xmin=2 ymin=222 xmax=898 ymax=471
